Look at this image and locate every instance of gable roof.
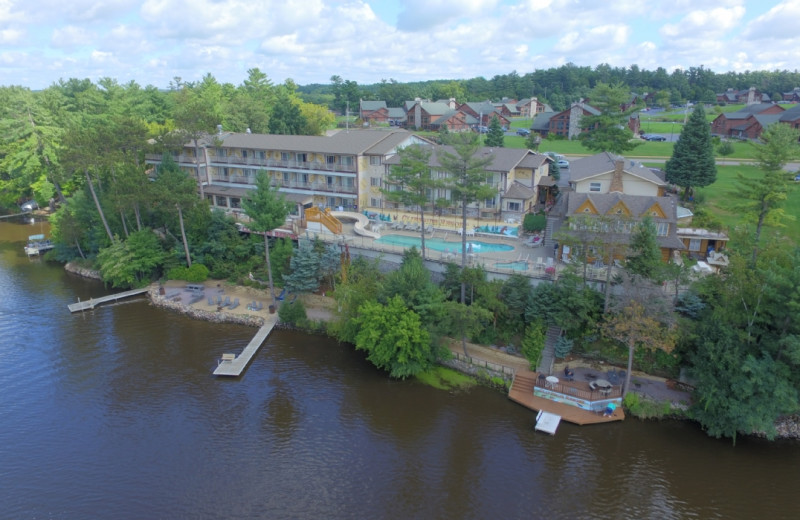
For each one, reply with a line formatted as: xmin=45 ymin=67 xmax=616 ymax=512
xmin=385 ymin=146 xmax=545 ymax=174
xmin=531 ymin=111 xmax=556 ymax=131
xmin=779 ymin=104 xmax=800 ymax=121
xmin=504 ymin=181 xmax=536 ymax=200
xmin=569 ymin=152 xmax=665 ymax=186
xmin=723 ymin=103 xmax=783 ymax=119
xmin=360 ymin=100 xmax=387 ymax=111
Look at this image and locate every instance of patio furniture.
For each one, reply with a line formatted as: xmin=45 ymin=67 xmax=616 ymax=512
xmin=537 ymin=373 xmax=547 ymax=387
xmin=545 ymin=376 xmax=559 ymax=389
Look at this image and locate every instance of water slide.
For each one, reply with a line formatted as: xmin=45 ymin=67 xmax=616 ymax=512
xmin=331 ymin=211 xmax=380 ymax=239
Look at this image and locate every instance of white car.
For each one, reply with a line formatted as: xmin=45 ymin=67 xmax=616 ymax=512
xmin=557 ymin=159 xmax=569 ymax=169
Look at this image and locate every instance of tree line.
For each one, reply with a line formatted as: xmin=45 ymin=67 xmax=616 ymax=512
xmin=300 ymin=65 xmax=800 ymax=113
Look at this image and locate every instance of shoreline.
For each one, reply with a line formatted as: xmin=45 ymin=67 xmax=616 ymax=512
xmin=63 ymin=264 xmax=800 ymax=441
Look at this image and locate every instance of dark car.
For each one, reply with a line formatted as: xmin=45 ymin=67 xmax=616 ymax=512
xmin=476 ymin=125 xmax=489 ymax=134
xmin=643 ymin=134 xmax=667 ymax=141
xmin=516 ymin=128 xmax=531 ymax=136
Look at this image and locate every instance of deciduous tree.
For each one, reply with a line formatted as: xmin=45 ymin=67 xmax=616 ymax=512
xmin=578 ymin=82 xmax=641 ymax=154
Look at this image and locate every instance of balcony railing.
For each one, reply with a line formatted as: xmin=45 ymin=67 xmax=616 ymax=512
xmin=146 ymin=153 xmax=358 ymax=173
xmin=209 ymin=175 xmax=357 ymax=194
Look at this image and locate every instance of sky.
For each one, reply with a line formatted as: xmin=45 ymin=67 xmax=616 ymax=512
xmin=1 ymin=0 xmax=798 ymax=90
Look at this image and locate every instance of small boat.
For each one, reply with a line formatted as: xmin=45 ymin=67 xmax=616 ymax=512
xmin=24 ymin=234 xmax=54 ymax=256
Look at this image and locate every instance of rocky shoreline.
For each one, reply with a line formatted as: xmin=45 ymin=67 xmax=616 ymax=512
xmin=62 ymin=265 xmax=800 ymax=441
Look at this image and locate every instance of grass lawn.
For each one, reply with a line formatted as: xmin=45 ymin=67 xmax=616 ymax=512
xmin=696 ymin=165 xmax=800 ymax=245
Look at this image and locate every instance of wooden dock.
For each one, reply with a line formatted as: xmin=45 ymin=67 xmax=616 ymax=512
xmin=508 ymin=370 xmax=624 ymax=425
xmin=213 ymin=317 xmax=277 ymax=377
xmin=68 ymin=288 xmax=150 ymax=313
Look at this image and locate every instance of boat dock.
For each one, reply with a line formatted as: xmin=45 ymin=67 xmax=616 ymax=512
xmin=213 ymin=316 xmax=278 ymax=377
xmin=67 ymin=288 xmax=150 ymax=312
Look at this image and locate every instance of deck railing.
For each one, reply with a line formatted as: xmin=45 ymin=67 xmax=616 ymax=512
xmin=534 ymin=377 xmax=622 ymax=401
xmin=305 ymin=207 xmax=343 ymax=235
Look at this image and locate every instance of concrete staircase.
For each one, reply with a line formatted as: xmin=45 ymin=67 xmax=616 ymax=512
xmin=537 ymin=326 xmax=562 ymax=375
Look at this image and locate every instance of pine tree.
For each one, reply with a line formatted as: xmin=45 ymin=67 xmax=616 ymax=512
xmin=626 ymin=216 xmax=662 ymax=281
xmin=485 ymin=115 xmax=505 ymax=147
xmin=578 ymin=82 xmax=641 ymax=154
xmin=665 ymin=105 xmax=716 ymax=200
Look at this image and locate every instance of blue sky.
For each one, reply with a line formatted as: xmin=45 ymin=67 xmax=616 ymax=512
xmin=1 ymin=0 xmax=797 ymax=90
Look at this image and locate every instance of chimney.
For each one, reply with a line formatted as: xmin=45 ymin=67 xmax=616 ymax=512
xmin=216 ymin=124 xmax=223 ymax=134
xmin=609 ymin=160 xmax=625 ymax=193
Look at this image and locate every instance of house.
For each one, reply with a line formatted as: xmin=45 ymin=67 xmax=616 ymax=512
xmin=716 ymin=87 xmax=770 ymax=105
xmin=458 ymin=101 xmax=511 ymax=129
xmin=516 ymin=97 xmax=549 ymax=118
xmin=382 ymin=147 xmax=551 ymax=221
xmin=782 ymin=87 xmax=800 ymax=103
xmin=558 ymin=152 xmax=682 ymax=262
xmin=779 ymin=105 xmax=800 ymax=134
xmin=405 ymin=100 xmax=457 ymax=131
xmin=533 ymin=102 xmax=600 ymax=139
xmin=564 ymin=192 xmax=685 ymax=262
xmin=568 ymin=152 xmax=667 ymax=197
xmin=710 ymin=103 xmax=784 ymax=138
xmin=676 ymin=228 xmax=729 ymax=262
xmin=359 ymin=100 xmax=389 ymax=124
xmin=144 ymin=128 xmax=426 ymax=217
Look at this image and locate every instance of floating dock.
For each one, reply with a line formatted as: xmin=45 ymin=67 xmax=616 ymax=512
xmin=213 ymin=319 xmax=277 ymax=377
xmin=68 ymin=288 xmax=150 ymax=312
xmin=535 ymin=410 xmax=561 ymax=435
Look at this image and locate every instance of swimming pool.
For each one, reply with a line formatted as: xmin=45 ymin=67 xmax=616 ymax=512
xmin=493 ymin=261 xmax=529 ymax=271
xmin=375 ymin=234 xmax=514 ymax=254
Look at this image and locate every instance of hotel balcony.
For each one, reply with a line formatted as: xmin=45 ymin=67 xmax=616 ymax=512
xmin=146 ymin=153 xmax=358 ymax=174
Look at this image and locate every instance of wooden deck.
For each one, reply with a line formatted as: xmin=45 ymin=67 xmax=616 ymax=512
xmin=508 ymin=370 xmax=624 ymax=425
xmin=67 ymin=288 xmax=150 ymax=312
xmin=213 ymin=316 xmax=278 ymax=377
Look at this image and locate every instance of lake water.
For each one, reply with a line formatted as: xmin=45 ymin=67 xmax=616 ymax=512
xmin=1 ymin=217 xmax=799 ymax=519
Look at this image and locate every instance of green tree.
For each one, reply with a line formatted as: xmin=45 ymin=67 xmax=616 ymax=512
xmin=153 ymin=154 xmax=200 ymax=267
xmin=269 ymin=83 xmax=308 ymax=135
xmin=578 ymin=82 xmax=641 ymax=154
xmin=96 ymin=230 xmax=165 ymax=288
xmin=437 ymin=132 xmax=496 ymax=354
xmin=331 ymin=256 xmax=384 ymax=344
xmin=520 ymin=321 xmax=546 ymax=370
xmin=242 ymin=171 xmax=293 ymax=304
xmin=717 ymin=140 xmax=734 ymax=157
xmin=354 ymin=295 xmax=433 ymax=379
xmin=524 ymin=132 xmax=542 ymax=151
xmin=729 ymin=123 xmax=800 ymax=264
xmin=665 ymin=104 xmax=717 ymax=200
xmin=485 ymin=115 xmax=505 ymax=148
xmin=382 ymin=144 xmax=435 ymax=258
xmin=626 ymin=216 xmax=662 ymax=280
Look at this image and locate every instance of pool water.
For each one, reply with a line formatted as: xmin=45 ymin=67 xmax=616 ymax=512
xmin=493 ymin=261 xmax=529 ymax=271
xmin=375 ymin=234 xmax=514 ymax=254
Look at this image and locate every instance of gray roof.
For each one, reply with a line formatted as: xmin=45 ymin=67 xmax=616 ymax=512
xmin=723 ymin=103 xmax=781 ymax=119
xmin=360 ymin=100 xmax=387 ymax=111
xmin=431 ymin=110 xmax=478 ymax=125
xmin=504 ymin=181 xmax=536 ymax=200
xmin=779 ymin=104 xmax=800 ymax=121
xmin=531 ymin=111 xmax=556 ymax=131
xmin=566 ymin=192 xmax=685 ymax=249
xmin=462 ymin=101 xmax=498 ymax=115
xmin=385 ymin=145 xmax=543 ymax=174
xmin=569 ymin=152 xmax=665 ymax=186
xmin=387 ymin=107 xmax=406 ymax=119
xmin=215 ymin=129 xmax=414 ymax=155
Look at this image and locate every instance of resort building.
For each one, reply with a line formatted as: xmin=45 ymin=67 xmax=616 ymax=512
xmin=145 ymin=128 xmax=427 ymax=217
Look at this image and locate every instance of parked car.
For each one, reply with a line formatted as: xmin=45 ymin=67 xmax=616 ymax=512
xmin=557 ymin=159 xmax=569 ymax=169
xmin=476 ymin=125 xmax=489 ymax=133
xmin=516 ymin=128 xmax=531 ymax=136
xmin=20 ymin=200 xmax=38 ymax=212
xmin=642 ymin=134 xmax=667 ymax=141
xmin=544 ymin=151 xmax=565 ymax=161
xmin=794 ymin=173 xmax=800 ymax=182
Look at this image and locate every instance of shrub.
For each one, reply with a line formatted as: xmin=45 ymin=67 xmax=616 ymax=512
xmin=166 ymin=263 xmax=209 ymax=282
xmin=523 ymin=213 xmax=546 ymax=233
xmin=278 ymin=299 xmax=308 ymax=328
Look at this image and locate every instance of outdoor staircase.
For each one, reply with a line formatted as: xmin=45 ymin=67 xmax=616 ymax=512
xmin=537 ymin=326 xmax=561 ymax=375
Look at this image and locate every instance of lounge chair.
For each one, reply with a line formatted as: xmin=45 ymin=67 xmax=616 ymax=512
xmin=208 ymin=296 xmax=215 ymax=306
xmin=223 ymin=296 xmax=231 ymax=307
xmin=229 ymin=298 xmax=239 ymax=310
xmin=217 ymin=295 xmax=222 ymax=306
xmin=276 ymin=288 xmax=286 ymax=301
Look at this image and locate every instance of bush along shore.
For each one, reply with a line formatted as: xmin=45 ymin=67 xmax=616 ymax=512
xmin=63 ymin=266 xmax=800 ymax=441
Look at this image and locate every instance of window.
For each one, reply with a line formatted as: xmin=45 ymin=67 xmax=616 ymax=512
xmin=258 ymin=151 xmax=266 ymax=160
xmin=327 ymin=176 xmax=334 ymax=186
xmin=297 ymin=153 xmax=307 ymax=162
xmin=484 ymin=197 xmax=496 ymax=208
xmin=508 ymin=201 xmax=521 ymax=212
xmin=215 ymin=196 xmax=228 ymax=207
xmin=222 ymin=167 xmax=229 ymax=177
xmin=589 ymin=182 xmax=601 ymax=192
xmin=230 ymin=197 xmax=241 ymax=209
xmin=370 ymin=198 xmax=381 ymax=207
xmin=370 ymin=156 xmax=382 ymax=165
xmin=282 ymin=172 xmax=289 ymax=182
xmin=688 ymin=238 xmax=701 ymax=251
xmin=326 ymin=155 xmax=336 ymax=165
xmin=241 ymin=150 xmax=248 ymax=158
xmin=327 ymin=197 xmax=336 ymax=207
xmin=370 ymin=177 xmax=381 ymax=187
xmin=216 ymin=148 xmax=227 ymax=157
xmin=656 ymin=222 xmax=669 ymax=236
xmin=343 ymin=178 xmax=354 ymax=187
xmin=281 ymin=152 xmax=289 ymax=161
xmin=301 ymin=173 xmax=309 ymax=185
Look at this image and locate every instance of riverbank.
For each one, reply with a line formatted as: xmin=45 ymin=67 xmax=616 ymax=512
xmin=61 ymin=265 xmax=800 ymax=440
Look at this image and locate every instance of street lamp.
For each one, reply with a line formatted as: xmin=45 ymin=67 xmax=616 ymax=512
xmin=670 ymin=121 xmax=675 ymax=141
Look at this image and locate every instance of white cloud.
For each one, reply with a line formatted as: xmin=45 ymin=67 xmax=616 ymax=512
xmin=396 ymin=0 xmax=498 ymax=31
xmin=51 ymin=26 xmax=93 ymax=48
xmin=742 ymin=0 xmax=800 ymax=40
xmin=660 ymin=6 xmax=745 ymax=42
